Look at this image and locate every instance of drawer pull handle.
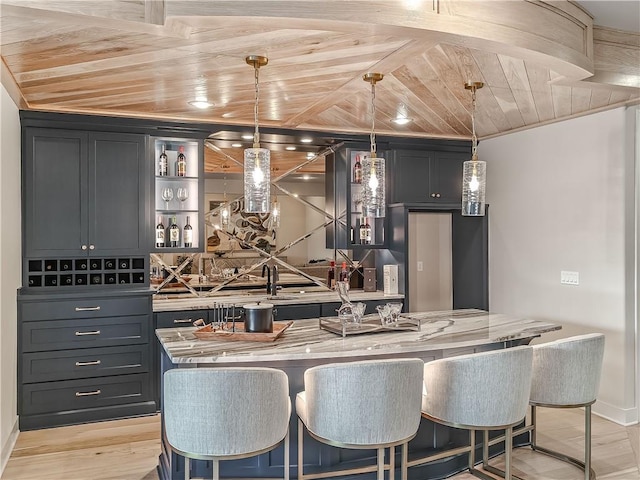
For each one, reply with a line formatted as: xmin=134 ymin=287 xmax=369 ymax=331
xmin=173 ymin=318 xmax=193 ymax=324
xmin=75 ymin=330 xmax=101 ymax=336
xmin=75 ymin=306 xmax=101 ymax=312
xmin=75 ymin=389 xmax=101 ymax=397
xmin=75 ymin=360 xmax=101 ymax=366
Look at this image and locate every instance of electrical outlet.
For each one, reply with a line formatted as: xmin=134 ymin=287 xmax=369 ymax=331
xmin=417 ymin=261 xmax=423 ymax=272
xmin=560 ymin=270 xmax=579 ymax=285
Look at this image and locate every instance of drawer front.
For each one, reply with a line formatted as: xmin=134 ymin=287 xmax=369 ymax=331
xmin=273 ymin=304 xmax=320 ymax=321
xmin=156 ymin=310 xmax=208 ymax=329
xmin=22 ymin=296 xmax=149 ymax=321
xmin=22 ymin=345 xmax=149 ymax=383
xmin=22 ymin=315 xmax=149 ymax=352
xmin=21 ymin=374 xmax=151 ymax=415
xmin=320 ymin=302 xmax=342 ymax=317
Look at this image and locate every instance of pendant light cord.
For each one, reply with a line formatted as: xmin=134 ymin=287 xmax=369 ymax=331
xmin=471 ymin=87 xmax=478 ymax=160
xmin=253 ymin=64 xmax=260 ymax=148
xmin=370 ymin=81 xmax=377 ymax=156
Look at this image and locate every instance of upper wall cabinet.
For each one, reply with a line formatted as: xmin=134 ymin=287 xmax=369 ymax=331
xmin=151 ymin=137 xmax=204 ymax=253
xmin=389 ymin=149 xmax=466 ymax=204
xmin=23 ymin=128 xmax=148 ymax=258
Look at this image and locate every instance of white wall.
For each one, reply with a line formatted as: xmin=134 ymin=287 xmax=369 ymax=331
xmin=482 ymin=106 xmax=637 ymax=425
xmin=0 ymin=84 xmax=21 ymax=472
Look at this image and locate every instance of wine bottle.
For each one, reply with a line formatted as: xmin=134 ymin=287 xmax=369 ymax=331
xmin=364 ymin=218 xmax=372 ymax=245
xmin=359 ymin=217 xmax=367 ymax=245
xmin=327 ymin=260 xmax=336 ymax=289
xmin=339 ymin=261 xmax=349 ymax=282
xmin=158 ymin=144 xmax=168 ymax=176
xmin=155 ymin=216 xmax=165 ymax=248
xmin=353 ymin=154 xmax=362 ymax=183
xmin=169 ymin=216 xmax=180 ymax=247
xmin=176 ymin=146 xmax=187 ymax=177
xmin=183 ymin=216 xmax=193 ymax=248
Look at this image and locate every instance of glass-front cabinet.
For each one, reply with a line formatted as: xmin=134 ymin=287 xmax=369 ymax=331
xmin=152 ymin=137 xmax=204 ymax=252
xmin=326 ymin=144 xmax=387 ymax=250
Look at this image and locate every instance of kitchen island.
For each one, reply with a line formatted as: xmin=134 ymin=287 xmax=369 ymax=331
xmin=156 ymin=309 xmax=561 ymax=480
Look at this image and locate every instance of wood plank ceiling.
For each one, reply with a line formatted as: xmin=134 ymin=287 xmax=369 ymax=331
xmin=1 ymin=1 xmax=639 ymax=174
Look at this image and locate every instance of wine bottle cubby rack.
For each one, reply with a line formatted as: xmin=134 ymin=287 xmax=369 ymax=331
xmin=26 ymin=257 xmax=147 ymax=288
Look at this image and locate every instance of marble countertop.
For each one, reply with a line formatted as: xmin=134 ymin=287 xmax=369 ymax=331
xmin=153 ymin=289 xmax=404 ymax=312
xmin=157 ymin=309 xmax=561 ymax=364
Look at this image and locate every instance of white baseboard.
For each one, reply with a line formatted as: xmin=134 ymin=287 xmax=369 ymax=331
xmin=594 ymin=399 xmax=638 ymax=426
xmin=0 ymin=416 xmax=19 ymax=477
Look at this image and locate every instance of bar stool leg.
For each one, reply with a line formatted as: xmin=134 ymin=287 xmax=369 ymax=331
xmin=284 ymin=429 xmax=290 ymax=480
xmin=377 ymin=447 xmax=384 ymax=480
xmin=505 ymin=426 xmax=513 ymax=480
xmin=585 ymin=405 xmax=591 ymax=480
xmin=212 ymin=458 xmax=219 ymax=480
xmin=469 ymin=429 xmax=476 ymax=470
xmin=401 ymin=442 xmax=408 ymax=480
xmin=482 ymin=430 xmax=489 ymax=468
xmin=389 ymin=445 xmax=395 ymax=480
xmin=297 ymin=418 xmax=304 ymax=480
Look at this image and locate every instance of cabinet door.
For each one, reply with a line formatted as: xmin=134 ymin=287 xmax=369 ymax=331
xmin=24 ymin=129 xmax=88 ymax=257
xmin=428 ymin=151 xmax=464 ymax=203
xmin=89 ymin=133 xmax=147 ymax=255
xmin=390 ymin=150 xmax=431 ymax=203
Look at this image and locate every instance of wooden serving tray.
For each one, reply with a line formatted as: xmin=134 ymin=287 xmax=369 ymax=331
xmin=193 ymin=321 xmax=293 ymax=342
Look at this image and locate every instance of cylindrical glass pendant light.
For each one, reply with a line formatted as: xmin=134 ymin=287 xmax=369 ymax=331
xmin=462 ymin=81 xmax=486 ymax=217
xmin=270 ymin=197 xmax=281 ymax=229
xmin=220 ymin=165 xmax=231 ymax=229
xmin=244 ymin=55 xmax=270 ymax=213
xmin=362 ymin=72 xmax=385 ymax=218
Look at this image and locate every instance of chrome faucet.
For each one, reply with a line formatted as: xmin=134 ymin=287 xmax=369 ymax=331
xmin=270 ymin=265 xmax=278 ymax=296
xmin=262 ymin=264 xmax=271 ymax=293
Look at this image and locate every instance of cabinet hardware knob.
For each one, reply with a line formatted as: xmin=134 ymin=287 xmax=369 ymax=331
xmin=75 ymin=389 xmax=101 ymax=397
xmin=81 ymin=245 xmax=88 ymax=250
xmin=75 ymin=330 xmax=101 ymax=336
xmin=75 ymin=360 xmax=101 ymax=366
xmin=89 ymin=245 xmax=95 ymax=250
xmin=436 ymin=193 xmax=441 ymax=198
xmin=173 ymin=318 xmax=193 ymax=324
xmin=430 ymin=193 xmax=436 ymax=198
xmin=75 ymin=306 xmax=101 ymax=311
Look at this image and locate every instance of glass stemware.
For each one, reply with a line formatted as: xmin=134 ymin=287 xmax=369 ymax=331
xmin=161 ymin=187 xmax=173 ymax=210
xmin=176 ymin=187 xmax=189 ymax=207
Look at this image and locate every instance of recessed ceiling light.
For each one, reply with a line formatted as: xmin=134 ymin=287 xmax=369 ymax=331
xmin=300 ymin=137 xmax=313 ymax=143
xmin=391 ymin=116 xmax=412 ymax=125
xmin=231 ymin=143 xmax=242 ymax=148
xmin=302 ymin=175 xmax=311 ymax=180
xmin=306 ymin=152 xmax=315 ymax=158
xmin=285 ymin=146 xmax=296 ymax=151
xmin=241 ymin=134 xmax=254 ymax=140
xmin=188 ymin=100 xmax=214 ymax=109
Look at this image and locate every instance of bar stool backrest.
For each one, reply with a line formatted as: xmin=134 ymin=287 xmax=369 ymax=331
xmin=302 ymin=358 xmax=424 ymax=446
xmin=530 ymin=333 xmax=605 ymax=406
xmin=422 ymin=346 xmax=533 ymax=428
xmin=164 ymin=367 xmax=290 ymax=457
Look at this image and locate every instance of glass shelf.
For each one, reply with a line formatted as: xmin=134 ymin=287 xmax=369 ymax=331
xmin=153 ymin=138 xmax=201 ymax=251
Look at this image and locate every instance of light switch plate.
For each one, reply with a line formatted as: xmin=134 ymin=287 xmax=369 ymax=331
xmin=561 ymin=270 xmax=579 ymax=285
xmin=417 ymin=261 xmax=424 ymax=272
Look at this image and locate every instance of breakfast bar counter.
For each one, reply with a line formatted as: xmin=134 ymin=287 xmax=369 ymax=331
xmin=156 ymin=309 xmax=561 ymax=480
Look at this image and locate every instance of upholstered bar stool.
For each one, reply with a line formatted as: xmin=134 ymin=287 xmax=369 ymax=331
xmin=296 ymin=358 xmax=424 ymax=480
xmin=164 ymin=367 xmax=291 ymax=480
xmin=484 ymin=333 xmax=605 ymax=480
xmin=413 ymin=346 xmax=533 ymax=480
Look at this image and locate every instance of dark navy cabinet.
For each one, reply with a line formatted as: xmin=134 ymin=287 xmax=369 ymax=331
xmin=18 ymin=291 xmax=155 ymax=430
xmin=389 ymin=148 xmax=465 ymax=204
xmin=23 ymin=129 xmax=147 ymax=258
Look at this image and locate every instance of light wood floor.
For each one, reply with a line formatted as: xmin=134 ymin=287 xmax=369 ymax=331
xmin=2 ymin=408 xmax=638 ymax=480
